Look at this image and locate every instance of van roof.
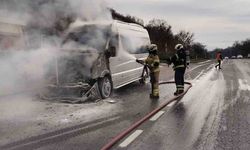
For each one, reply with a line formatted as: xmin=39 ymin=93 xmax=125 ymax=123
xmin=68 ymin=19 xmax=146 ymax=33
xmin=113 ymin=20 xmax=146 ymax=32
xmin=114 ymin=20 xmax=144 ymax=28
xmin=69 ymin=19 xmax=113 ymax=29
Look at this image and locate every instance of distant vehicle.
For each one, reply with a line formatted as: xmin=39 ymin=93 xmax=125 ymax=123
xmin=224 ymin=56 xmax=229 ymax=60
xmin=231 ymin=56 xmax=236 ymax=59
xmin=237 ymin=55 xmax=243 ymax=59
xmin=42 ymin=20 xmax=150 ymax=100
xmin=248 ymin=54 xmax=250 ymax=58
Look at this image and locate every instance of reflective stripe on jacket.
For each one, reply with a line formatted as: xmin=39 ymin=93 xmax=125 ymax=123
xmin=170 ymin=51 xmax=186 ymax=70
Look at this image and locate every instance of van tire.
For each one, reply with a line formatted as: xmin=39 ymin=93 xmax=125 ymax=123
xmin=98 ymin=75 xmax=113 ymax=99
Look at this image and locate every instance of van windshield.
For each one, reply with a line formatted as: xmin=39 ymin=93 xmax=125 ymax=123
xmin=63 ymin=25 xmax=110 ymax=50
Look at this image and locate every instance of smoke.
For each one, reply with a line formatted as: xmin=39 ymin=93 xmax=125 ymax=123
xmin=0 ymin=0 xmax=111 ymax=26
xmin=0 ymin=0 xmax=112 ymax=96
xmin=0 ymin=0 xmax=150 ymax=98
xmin=26 ymin=0 xmax=112 ymax=31
xmin=0 ymin=48 xmax=57 ymax=96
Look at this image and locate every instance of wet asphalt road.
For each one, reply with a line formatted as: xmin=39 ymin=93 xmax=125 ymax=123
xmin=0 ymin=59 xmax=249 ymax=150
xmin=112 ymin=59 xmax=250 ymax=150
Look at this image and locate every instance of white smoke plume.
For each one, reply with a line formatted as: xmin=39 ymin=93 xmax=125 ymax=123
xmin=0 ymin=0 xmax=112 ymax=96
xmin=0 ymin=0 xmax=111 ymax=26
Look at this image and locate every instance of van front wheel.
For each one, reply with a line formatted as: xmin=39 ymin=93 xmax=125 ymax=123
xmin=98 ymin=76 xmax=113 ymax=99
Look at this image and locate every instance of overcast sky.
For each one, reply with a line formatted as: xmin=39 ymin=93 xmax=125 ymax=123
xmin=107 ymin=0 xmax=250 ymax=50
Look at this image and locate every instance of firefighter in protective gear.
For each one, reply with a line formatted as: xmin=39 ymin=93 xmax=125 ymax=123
xmin=136 ymin=44 xmax=160 ymax=99
xmin=167 ymin=44 xmax=187 ymax=96
xmin=215 ymin=51 xmax=223 ymax=69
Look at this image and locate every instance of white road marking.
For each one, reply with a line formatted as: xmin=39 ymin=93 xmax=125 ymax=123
xmin=197 ymin=60 xmax=211 ymax=65
xmin=186 ymin=64 xmax=203 ymax=72
xmin=192 ymin=70 xmax=204 ymax=81
xmin=119 ymin=130 xmax=143 ymax=148
xmin=186 ymin=60 xmax=211 ymax=73
xmin=150 ymin=111 xmax=165 ymax=121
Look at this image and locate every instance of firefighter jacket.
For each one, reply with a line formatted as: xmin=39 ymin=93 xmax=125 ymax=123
xmin=144 ymin=54 xmax=160 ymax=73
xmin=169 ymin=49 xmax=187 ymax=70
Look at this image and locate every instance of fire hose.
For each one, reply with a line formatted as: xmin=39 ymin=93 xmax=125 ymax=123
xmin=100 ymin=81 xmax=192 ymax=150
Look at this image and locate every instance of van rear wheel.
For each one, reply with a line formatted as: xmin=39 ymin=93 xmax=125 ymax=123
xmin=98 ymin=76 xmax=113 ymax=99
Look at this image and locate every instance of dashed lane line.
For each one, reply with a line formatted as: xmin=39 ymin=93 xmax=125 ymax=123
xmin=119 ymin=130 xmax=143 ymax=148
xmin=149 ymin=111 xmax=165 ymax=121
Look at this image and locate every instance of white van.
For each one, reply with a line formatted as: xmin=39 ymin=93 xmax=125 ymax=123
xmin=44 ymin=20 xmax=150 ymax=99
xmin=237 ymin=55 xmax=243 ymax=59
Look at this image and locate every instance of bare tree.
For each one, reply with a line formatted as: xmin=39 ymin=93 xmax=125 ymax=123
xmin=175 ymin=30 xmax=194 ymax=49
xmin=145 ymin=19 xmax=175 ymax=59
xmin=191 ymin=42 xmax=208 ymax=59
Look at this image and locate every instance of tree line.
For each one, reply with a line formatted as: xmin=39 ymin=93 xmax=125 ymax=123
xmin=209 ymin=39 xmax=250 ymax=58
xmin=110 ymin=9 xmax=208 ymax=60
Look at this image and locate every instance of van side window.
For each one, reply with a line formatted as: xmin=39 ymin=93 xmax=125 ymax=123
xmin=120 ymin=34 xmax=149 ymax=54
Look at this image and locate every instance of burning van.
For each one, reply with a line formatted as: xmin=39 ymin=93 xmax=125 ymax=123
xmin=41 ymin=20 xmax=150 ymax=102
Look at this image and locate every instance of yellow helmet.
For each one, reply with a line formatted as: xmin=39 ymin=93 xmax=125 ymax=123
xmin=148 ymin=44 xmax=158 ymax=52
xmin=175 ymin=44 xmax=184 ymax=51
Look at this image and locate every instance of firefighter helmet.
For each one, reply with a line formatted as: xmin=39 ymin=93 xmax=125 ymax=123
xmin=148 ymin=44 xmax=158 ymax=52
xmin=175 ymin=44 xmax=184 ymax=51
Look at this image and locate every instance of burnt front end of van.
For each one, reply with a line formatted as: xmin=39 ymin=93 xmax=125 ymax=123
xmin=40 ymin=49 xmax=108 ymax=102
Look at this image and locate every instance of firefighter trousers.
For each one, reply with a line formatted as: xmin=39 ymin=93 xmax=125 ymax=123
xmin=175 ymin=67 xmax=186 ymax=92
xmin=150 ymin=71 xmax=160 ymax=97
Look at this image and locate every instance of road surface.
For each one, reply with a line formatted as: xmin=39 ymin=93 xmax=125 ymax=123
xmin=0 ymin=59 xmax=249 ymax=150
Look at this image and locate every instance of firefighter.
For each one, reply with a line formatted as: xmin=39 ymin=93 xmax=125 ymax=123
xmin=167 ymin=44 xmax=187 ymax=96
xmin=136 ymin=44 xmax=160 ymax=99
xmin=215 ymin=51 xmax=223 ymax=69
